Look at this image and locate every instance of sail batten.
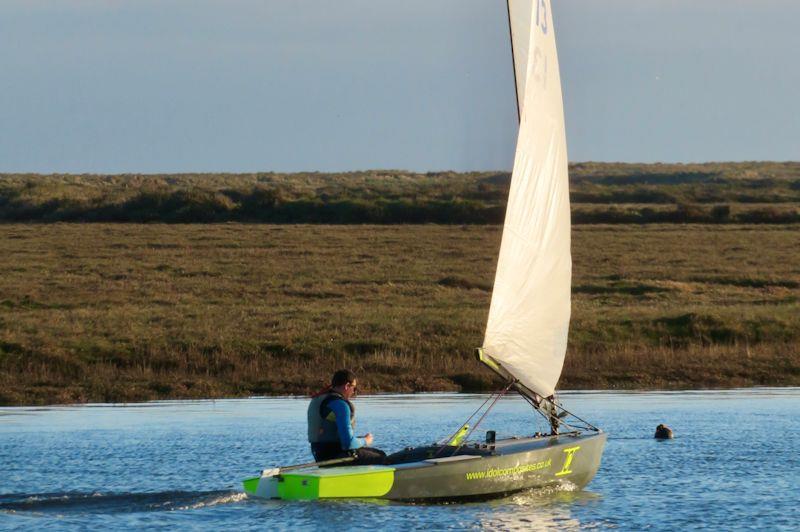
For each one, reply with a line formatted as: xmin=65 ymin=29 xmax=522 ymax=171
xmin=482 ymin=0 xmax=571 ymax=398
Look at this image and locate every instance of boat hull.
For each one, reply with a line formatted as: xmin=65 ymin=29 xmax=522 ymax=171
xmin=243 ymin=432 xmax=606 ymax=501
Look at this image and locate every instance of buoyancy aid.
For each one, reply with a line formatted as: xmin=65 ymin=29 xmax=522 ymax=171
xmin=307 ymin=390 xmax=356 ymax=444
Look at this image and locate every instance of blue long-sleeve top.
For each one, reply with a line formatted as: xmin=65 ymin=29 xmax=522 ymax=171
xmin=328 ymin=399 xmax=365 ymax=450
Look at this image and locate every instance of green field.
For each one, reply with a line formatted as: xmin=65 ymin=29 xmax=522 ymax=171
xmin=1 ymin=223 xmax=798 ymax=405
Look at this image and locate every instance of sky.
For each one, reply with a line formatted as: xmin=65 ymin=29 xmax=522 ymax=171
xmin=0 ymin=0 xmax=798 ymax=173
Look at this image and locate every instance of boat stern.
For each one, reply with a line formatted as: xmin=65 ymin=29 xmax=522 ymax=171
xmin=243 ymin=465 xmax=396 ymax=501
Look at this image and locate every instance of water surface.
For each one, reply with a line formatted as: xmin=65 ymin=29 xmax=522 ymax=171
xmin=1 ymin=389 xmax=798 ymax=530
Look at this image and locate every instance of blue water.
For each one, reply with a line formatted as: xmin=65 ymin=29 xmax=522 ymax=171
xmin=1 ymin=389 xmax=798 ymax=530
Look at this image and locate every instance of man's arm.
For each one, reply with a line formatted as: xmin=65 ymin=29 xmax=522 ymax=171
xmin=329 ymin=400 xmax=365 ymax=450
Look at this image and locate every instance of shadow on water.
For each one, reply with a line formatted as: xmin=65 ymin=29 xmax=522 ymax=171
xmin=0 ymin=490 xmax=245 ymax=516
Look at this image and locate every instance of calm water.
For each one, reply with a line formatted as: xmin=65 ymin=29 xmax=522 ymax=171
xmin=1 ymin=389 xmax=798 ymax=530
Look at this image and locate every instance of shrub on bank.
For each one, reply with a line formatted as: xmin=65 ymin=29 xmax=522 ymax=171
xmin=1 ymin=163 xmax=799 ymax=224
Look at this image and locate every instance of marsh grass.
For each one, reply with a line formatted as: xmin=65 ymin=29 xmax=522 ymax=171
xmin=1 ymin=223 xmax=798 ymax=405
xmin=2 ymin=162 xmax=799 ymax=224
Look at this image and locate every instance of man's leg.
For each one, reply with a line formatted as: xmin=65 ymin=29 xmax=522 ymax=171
xmin=311 ymin=442 xmax=345 ymax=462
xmin=352 ymin=447 xmax=387 ymax=465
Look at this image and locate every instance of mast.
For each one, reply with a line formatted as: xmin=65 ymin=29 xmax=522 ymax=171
xmin=506 ymin=0 xmax=521 ymax=123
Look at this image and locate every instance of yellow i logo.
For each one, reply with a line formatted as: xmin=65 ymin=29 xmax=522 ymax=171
xmin=555 ymin=446 xmax=581 ymax=477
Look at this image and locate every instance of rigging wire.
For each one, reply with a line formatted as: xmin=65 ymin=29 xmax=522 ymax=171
xmin=520 ymin=392 xmax=598 ymax=433
xmin=436 ymin=384 xmax=600 ymax=459
xmin=451 ymin=382 xmax=515 ymax=454
xmin=449 ymin=382 xmax=515 ymax=456
xmin=434 ymin=382 xmax=513 ymax=458
xmin=437 ymin=391 xmax=495 ymax=447
xmin=541 ymin=394 xmax=600 ymax=432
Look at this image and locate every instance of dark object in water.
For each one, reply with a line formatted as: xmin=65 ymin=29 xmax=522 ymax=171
xmin=654 ymin=424 xmax=674 ymax=439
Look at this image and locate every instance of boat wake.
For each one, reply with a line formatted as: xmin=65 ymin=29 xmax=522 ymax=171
xmin=0 ymin=489 xmax=246 ymax=516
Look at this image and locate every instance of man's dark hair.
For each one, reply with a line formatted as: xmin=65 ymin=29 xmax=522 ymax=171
xmin=331 ymin=369 xmax=357 ymax=387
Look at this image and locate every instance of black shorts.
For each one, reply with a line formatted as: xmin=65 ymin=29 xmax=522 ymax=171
xmin=310 ymin=443 xmax=386 ymax=466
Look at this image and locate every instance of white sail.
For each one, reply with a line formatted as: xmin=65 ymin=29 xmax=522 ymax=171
xmin=482 ymin=0 xmax=571 ymax=398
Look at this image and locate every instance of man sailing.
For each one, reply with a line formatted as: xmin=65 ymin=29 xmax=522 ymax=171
xmin=307 ymin=369 xmax=386 ymax=465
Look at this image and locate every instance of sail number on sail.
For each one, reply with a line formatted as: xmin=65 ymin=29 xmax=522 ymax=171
xmin=535 ymin=0 xmax=548 ymax=34
xmin=532 ymin=0 xmax=550 ymax=89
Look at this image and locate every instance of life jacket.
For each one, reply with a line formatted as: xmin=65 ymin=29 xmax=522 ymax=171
xmin=307 ymin=390 xmax=356 ymax=444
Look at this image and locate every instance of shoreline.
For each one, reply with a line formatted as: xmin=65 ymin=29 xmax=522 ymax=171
xmin=3 ymin=363 xmax=799 ymax=407
xmin=3 ymin=385 xmax=799 ymax=409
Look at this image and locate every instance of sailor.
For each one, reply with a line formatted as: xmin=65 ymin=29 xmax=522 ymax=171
xmin=307 ymin=369 xmax=386 ymax=465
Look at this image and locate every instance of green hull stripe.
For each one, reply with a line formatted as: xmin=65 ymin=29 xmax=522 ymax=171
xmin=243 ymin=476 xmax=260 ymax=495
xmin=278 ymin=468 xmax=395 ymax=500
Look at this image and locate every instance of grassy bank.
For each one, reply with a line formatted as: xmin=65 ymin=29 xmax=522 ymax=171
xmin=2 ymin=162 xmax=799 ymax=224
xmin=1 ymin=223 xmax=798 ymax=405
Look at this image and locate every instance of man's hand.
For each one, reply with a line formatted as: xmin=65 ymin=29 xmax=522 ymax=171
xmin=363 ymin=433 xmax=374 ymax=446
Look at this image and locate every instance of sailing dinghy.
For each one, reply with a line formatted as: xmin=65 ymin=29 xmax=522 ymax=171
xmin=243 ymin=0 xmax=606 ymax=501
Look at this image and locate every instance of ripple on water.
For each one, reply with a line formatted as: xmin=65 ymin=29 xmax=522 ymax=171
xmin=1 ymin=389 xmax=799 ymax=530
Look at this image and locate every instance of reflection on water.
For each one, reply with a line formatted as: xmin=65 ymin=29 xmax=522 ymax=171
xmin=470 ymin=486 xmax=596 ymax=530
xmin=1 ymin=389 xmax=799 ymax=530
